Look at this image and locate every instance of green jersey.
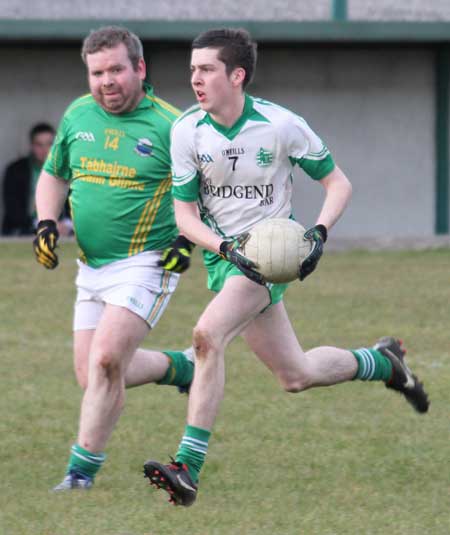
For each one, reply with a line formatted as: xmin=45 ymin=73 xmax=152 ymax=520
xmin=44 ymin=84 xmax=180 ymax=268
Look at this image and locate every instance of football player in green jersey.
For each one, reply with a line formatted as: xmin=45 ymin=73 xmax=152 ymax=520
xmin=144 ymin=28 xmax=429 ymax=506
xmin=33 ymin=26 xmax=195 ymax=491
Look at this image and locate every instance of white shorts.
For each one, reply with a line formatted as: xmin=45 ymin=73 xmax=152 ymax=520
xmin=73 ymin=251 xmax=179 ymax=331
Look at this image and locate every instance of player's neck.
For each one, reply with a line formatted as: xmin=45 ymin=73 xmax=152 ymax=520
xmin=209 ymin=93 xmax=245 ymax=128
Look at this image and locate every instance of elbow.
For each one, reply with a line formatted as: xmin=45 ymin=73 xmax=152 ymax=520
xmin=345 ymin=178 xmax=353 ymax=202
xmin=337 ymin=170 xmax=352 ymax=204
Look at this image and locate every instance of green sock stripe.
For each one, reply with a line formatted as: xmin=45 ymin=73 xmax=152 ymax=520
xmin=180 ymin=436 xmax=209 ymax=454
xmin=157 ymin=350 xmax=194 ymax=387
xmin=70 ymin=444 xmax=105 ymax=464
xmin=352 ymin=348 xmax=393 ymax=382
xmin=353 ymin=349 xmax=375 ymax=380
xmin=67 ymin=443 xmax=106 ymax=479
xmin=70 ymin=450 xmax=104 ymax=466
xmin=175 ymin=425 xmax=211 ymax=483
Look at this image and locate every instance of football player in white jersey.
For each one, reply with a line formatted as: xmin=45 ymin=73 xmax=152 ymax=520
xmin=144 ymin=28 xmax=429 ymax=507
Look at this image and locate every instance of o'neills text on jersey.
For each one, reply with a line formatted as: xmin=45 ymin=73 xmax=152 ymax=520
xmin=221 ymin=147 xmax=245 ymax=156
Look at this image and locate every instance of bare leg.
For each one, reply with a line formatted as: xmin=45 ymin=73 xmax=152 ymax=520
xmin=124 ymin=349 xmax=171 ymax=387
xmin=241 ymin=301 xmax=357 ymax=392
xmin=73 ymin=330 xmax=94 ymax=390
xmin=142 ymin=282 xmax=356 ymax=503
xmin=188 ymin=276 xmax=270 ymax=430
xmin=74 ymin=329 xmax=170 ymax=390
xmin=77 ymin=304 xmax=150 ymax=452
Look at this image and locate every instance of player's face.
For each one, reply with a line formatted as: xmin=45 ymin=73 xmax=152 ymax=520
xmin=31 ymin=131 xmax=54 ymax=164
xmin=86 ymin=43 xmax=146 ymax=114
xmin=190 ymin=48 xmax=241 ymax=115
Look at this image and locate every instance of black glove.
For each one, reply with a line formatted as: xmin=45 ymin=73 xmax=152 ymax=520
xmin=219 ymin=234 xmax=265 ymax=285
xmin=158 ymin=235 xmax=195 ymax=273
xmin=298 ymin=224 xmax=327 ymax=281
xmin=33 ymin=219 xmax=59 ymax=270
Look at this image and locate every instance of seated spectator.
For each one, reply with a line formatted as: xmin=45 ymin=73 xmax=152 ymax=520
xmin=1 ymin=122 xmax=72 ymax=236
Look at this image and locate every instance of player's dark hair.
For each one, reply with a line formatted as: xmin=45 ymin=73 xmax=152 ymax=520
xmin=29 ymin=122 xmax=55 ymax=142
xmin=192 ymin=28 xmax=257 ymax=89
xmin=81 ymin=25 xmax=144 ymax=71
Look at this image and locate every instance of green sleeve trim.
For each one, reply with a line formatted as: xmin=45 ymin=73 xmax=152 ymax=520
xmin=172 ymin=173 xmax=200 ymax=202
xmin=292 ymin=153 xmax=335 ymax=180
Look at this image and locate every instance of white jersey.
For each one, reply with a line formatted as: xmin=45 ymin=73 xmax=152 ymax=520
xmin=171 ymin=94 xmax=334 ymax=241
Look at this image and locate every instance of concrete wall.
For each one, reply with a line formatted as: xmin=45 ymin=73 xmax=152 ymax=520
xmin=1 ymin=0 xmax=450 ymax=21
xmin=255 ymin=46 xmax=435 ymax=237
xmin=0 ymin=43 xmax=435 ymax=237
xmin=349 ymin=0 xmax=450 ymax=21
xmin=0 ymin=0 xmax=330 ymax=21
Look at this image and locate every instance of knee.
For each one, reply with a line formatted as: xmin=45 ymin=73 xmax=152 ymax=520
xmin=278 ymin=372 xmax=311 ymax=393
xmin=192 ymin=324 xmax=222 ymax=360
xmin=91 ymin=346 xmax=122 ymax=381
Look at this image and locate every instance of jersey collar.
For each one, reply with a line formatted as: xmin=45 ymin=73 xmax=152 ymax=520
xmin=136 ymin=82 xmax=155 ymax=110
xmin=199 ymin=94 xmax=260 ymax=141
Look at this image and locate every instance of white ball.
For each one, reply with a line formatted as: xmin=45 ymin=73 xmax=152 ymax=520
xmin=240 ymin=218 xmax=311 ymax=283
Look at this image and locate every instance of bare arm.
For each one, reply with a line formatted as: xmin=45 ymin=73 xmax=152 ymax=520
xmin=174 ymin=199 xmax=223 ymax=254
xmin=35 ymin=170 xmax=69 ymax=221
xmin=315 ymin=165 xmax=352 ymax=231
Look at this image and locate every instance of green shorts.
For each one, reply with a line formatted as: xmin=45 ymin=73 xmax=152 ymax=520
xmin=205 ymin=252 xmax=288 ymax=308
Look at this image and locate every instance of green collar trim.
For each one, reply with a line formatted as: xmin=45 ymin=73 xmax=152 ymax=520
xmin=197 ymin=94 xmax=269 ymax=140
xmin=135 ymin=82 xmax=155 ymax=110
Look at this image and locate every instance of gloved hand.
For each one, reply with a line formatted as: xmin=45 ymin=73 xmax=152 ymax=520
xmin=298 ymin=224 xmax=327 ymax=281
xmin=33 ymin=219 xmax=59 ymax=269
xmin=158 ymin=235 xmax=195 ymax=273
xmin=219 ymin=233 xmax=265 ymax=285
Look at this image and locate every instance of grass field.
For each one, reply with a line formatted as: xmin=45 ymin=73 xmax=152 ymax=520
xmin=1 ymin=241 xmax=449 ymax=535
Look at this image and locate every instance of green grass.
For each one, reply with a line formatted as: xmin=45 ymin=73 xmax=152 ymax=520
xmin=1 ymin=241 xmax=449 ymax=535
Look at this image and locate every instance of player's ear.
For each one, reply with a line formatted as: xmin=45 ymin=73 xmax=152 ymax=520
xmin=231 ymin=67 xmax=246 ymax=87
xmin=137 ymin=57 xmax=146 ymax=80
